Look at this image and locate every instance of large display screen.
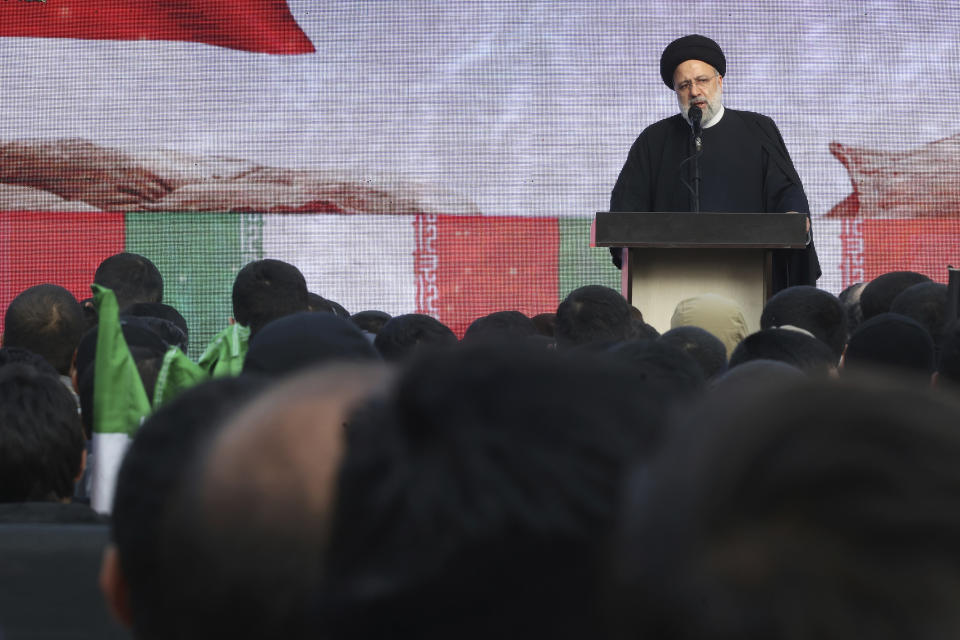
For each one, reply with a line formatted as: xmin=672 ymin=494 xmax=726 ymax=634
xmin=1 ymin=1 xmax=957 ymax=346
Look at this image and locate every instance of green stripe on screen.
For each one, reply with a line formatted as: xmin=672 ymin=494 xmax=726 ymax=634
xmin=557 ymin=216 xmax=620 ymax=300
xmin=124 ymin=212 xmax=263 ymax=361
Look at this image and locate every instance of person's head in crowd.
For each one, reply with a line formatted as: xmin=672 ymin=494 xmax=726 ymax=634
xmin=937 ymin=320 xmax=960 ymax=388
xmin=77 ymin=297 xmax=99 ymax=335
xmin=525 ymin=333 xmax=557 ymax=350
xmin=709 ymin=358 xmax=806 ymax=391
xmin=530 ymin=312 xmax=556 ymax=337
xmin=890 ymin=282 xmax=949 ymax=350
xmin=121 ymin=302 xmax=188 ymax=351
xmin=461 ymin=310 xmax=537 ymax=345
xmin=609 ymin=374 xmax=960 ymax=640
xmin=670 ymin=293 xmax=748 ymax=358
xmin=94 ymin=253 xmax=163 ymax=311
xmin=0 ymin=364 xmax=85 ymax=502
xmin=76 ymin=323 xmax=169 ymax=438
xmin=2 ymin=284 xmax=83 ymax=376
xmin=243 ymin=312 xmax=379 ymax=377
xmin=760 ymin=285 xmax=847 ymax=359
xmin=156 ymin=363 xmax=390 ymax=640
xmin=74 ymin=320 xmax=169 ymax=388
xmin=308 ymin=292 xmax=350 ymax=318
xmin=842 ymin=312 xmax=935 ymax=379
xmin=729 ymin=328 xmax=838 ymax=376
xmin=555 ymin=285 xmax=633 ymax=349
xmin=350 ymin=310 xmax=392 ymax=335
xmin=319 ymin=344 xmax=665 ymax=639
xmin=631 ymin=318 xmax=660 ymax=340
xmin=373 ymin=313 xmax=457 ymax=362
xmin=0 ymin=346 xmax=61 ymax=377
xmin=607 ymin=340 xmax=705 ymax=410
xmin=627 ymin=304 xmax=659 ymax=340
xmin=100 ymin=376 xmax=269 ymax=638
xmin=658 ymin=325 xmax=728 ymax=380
xmin=859 ymin=270 xmax=931 ymax=321
xmin=118 ymin=314 xmax=186 ymax=355
xmin=838 ymin=281 xmax=867 ymax=337
xmin=232 ymin=259 xmax=309 ymax=338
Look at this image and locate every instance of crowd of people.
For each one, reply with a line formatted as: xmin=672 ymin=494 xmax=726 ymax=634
xmin=3 ymin=251 xmax=960 ymax=638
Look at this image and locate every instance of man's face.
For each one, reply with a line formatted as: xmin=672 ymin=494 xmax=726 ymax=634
xmin=673 ymin=59 xmax=723 ymax=122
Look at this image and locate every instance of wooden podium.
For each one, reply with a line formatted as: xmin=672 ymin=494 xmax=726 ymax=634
xmin=594 ymin=212 xmax=809 ymax=334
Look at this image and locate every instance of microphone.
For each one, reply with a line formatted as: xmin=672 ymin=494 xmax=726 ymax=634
xmin=688 ymin=104 xmax=703 ymax=151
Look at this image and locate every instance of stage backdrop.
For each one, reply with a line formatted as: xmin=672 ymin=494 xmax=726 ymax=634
xmin=1 ymin=1 xmax=959 ymax=354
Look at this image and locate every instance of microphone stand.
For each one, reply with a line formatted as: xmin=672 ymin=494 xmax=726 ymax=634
xmin=691 ymin=131 xmax=701 ymax=213
xmin=679 ymin=105 xmax=703 ymax=211
xmin=689 ymin=105 xmax=703 ymax=213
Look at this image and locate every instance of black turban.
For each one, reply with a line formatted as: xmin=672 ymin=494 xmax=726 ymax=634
xmin=660 ymin=34 xmax=726 ymax=89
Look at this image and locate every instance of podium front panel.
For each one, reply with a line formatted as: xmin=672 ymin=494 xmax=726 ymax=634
xmin=627 ymin=247 xmax=768 ymax=335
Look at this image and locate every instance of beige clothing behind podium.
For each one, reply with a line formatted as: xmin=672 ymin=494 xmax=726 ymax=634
xmin=671 ymin=294 xmax=749 ymax=358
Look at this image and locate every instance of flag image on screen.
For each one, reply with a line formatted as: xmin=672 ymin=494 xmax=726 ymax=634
xmin=1 ymin=1 xmax=960 ymax=327
xmin=0 ymin=0 xmax=314 ymax=54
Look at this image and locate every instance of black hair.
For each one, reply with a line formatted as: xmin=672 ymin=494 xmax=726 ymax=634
xmin=2 ymin=284 xmax=83 ymax=375
xmin=631 ymin=318 xmax=660 ymax=340
xmin=709 ymin=358 xmax=806 ymax=390
xmin=555 ymin=285 xmax=633 ymax=349
xmin=760 ymin=285 xmax=847 ymax=358
xmin=0 ymin=346 xmax=61 ymax=378
xmin=243 ymin=312 xmax=380 ymax=377
xmin=658 ymin=325 xmax=728 ymax=380
xmin=461 ymin=310 xmax=537 ymax=344
xmin=350 ymin=310 xmax=392 ymax=335
xmin=530 ymin=312 xmax=556 ymax=337
xmin=232 ymin=259 xmax=309 ymax=338
xmin=93 ymin=252 xmax=163 ymax=310
xmin=729 ymin=328 xmax=838 ymax=376
xmin=119 ymin=313 xmax=188 ymax=353
xmin=607 ymin=339 xmax=705 ymax=405
xmin=150 ymin=364 xmax=388 ymax=640
xmin=843 ymin=312 xmax=935 ymax=376
xmin=860 ymin=270 xmax=931 ymax=321
xmin=838 ymin=281 xmax=866 ymax=337
xmin=111 ymin=376 xmax=268 ymax=640
xmin=320 ymin=344 xmax=666 ymax=639
xmin=609 ymin=374 xmax=960 ymax=640
xmin=122 ymin=302 xmax=189 ymax=350
xmin=890 ymin=281 xmax=949 ymax=349
xmin=0 ymin=364 xmax=85 ymax=502
xmin=373 ymin=314 xmax=457 ymax=362
xmin=308 ymin=292 xmax=350 ymax=318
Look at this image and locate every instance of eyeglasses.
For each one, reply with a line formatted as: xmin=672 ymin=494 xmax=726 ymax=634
xmin=674 ymin=74 xmax=719 ymax=93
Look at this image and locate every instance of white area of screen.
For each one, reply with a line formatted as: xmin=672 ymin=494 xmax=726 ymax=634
xmin=1 ymin=0 xmax=957 ymax=292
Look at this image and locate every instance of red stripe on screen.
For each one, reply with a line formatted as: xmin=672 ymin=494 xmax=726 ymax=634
xmin=861 ymin=219 xmax=960 ymax=283
xmin=0 ymin=0 xmax=314 ymax=55
xmin=0 ymin=210 xmax=125 ymax=336
xmin=416 ymin=215 xmax=559 ymax=337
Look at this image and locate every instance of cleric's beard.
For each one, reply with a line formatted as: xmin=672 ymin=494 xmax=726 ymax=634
xmin=680 ymin=88 xmax=722 ymax=125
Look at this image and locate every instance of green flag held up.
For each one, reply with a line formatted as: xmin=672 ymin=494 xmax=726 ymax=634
xmin=152 ymin=346 xmax=210 ymax=409
xmin=198 ymin=323 xmax=250 ymax=378
xmin=89 ymin=283 xmax=152 ymax=513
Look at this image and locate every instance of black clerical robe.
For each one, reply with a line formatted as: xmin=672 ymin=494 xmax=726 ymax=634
xmin=609 ymin=108 xmax=820 ymax=291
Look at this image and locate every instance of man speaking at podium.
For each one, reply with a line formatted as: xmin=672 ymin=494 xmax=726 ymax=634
xmin=609 ymin=34 xmax=820 ymax=291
